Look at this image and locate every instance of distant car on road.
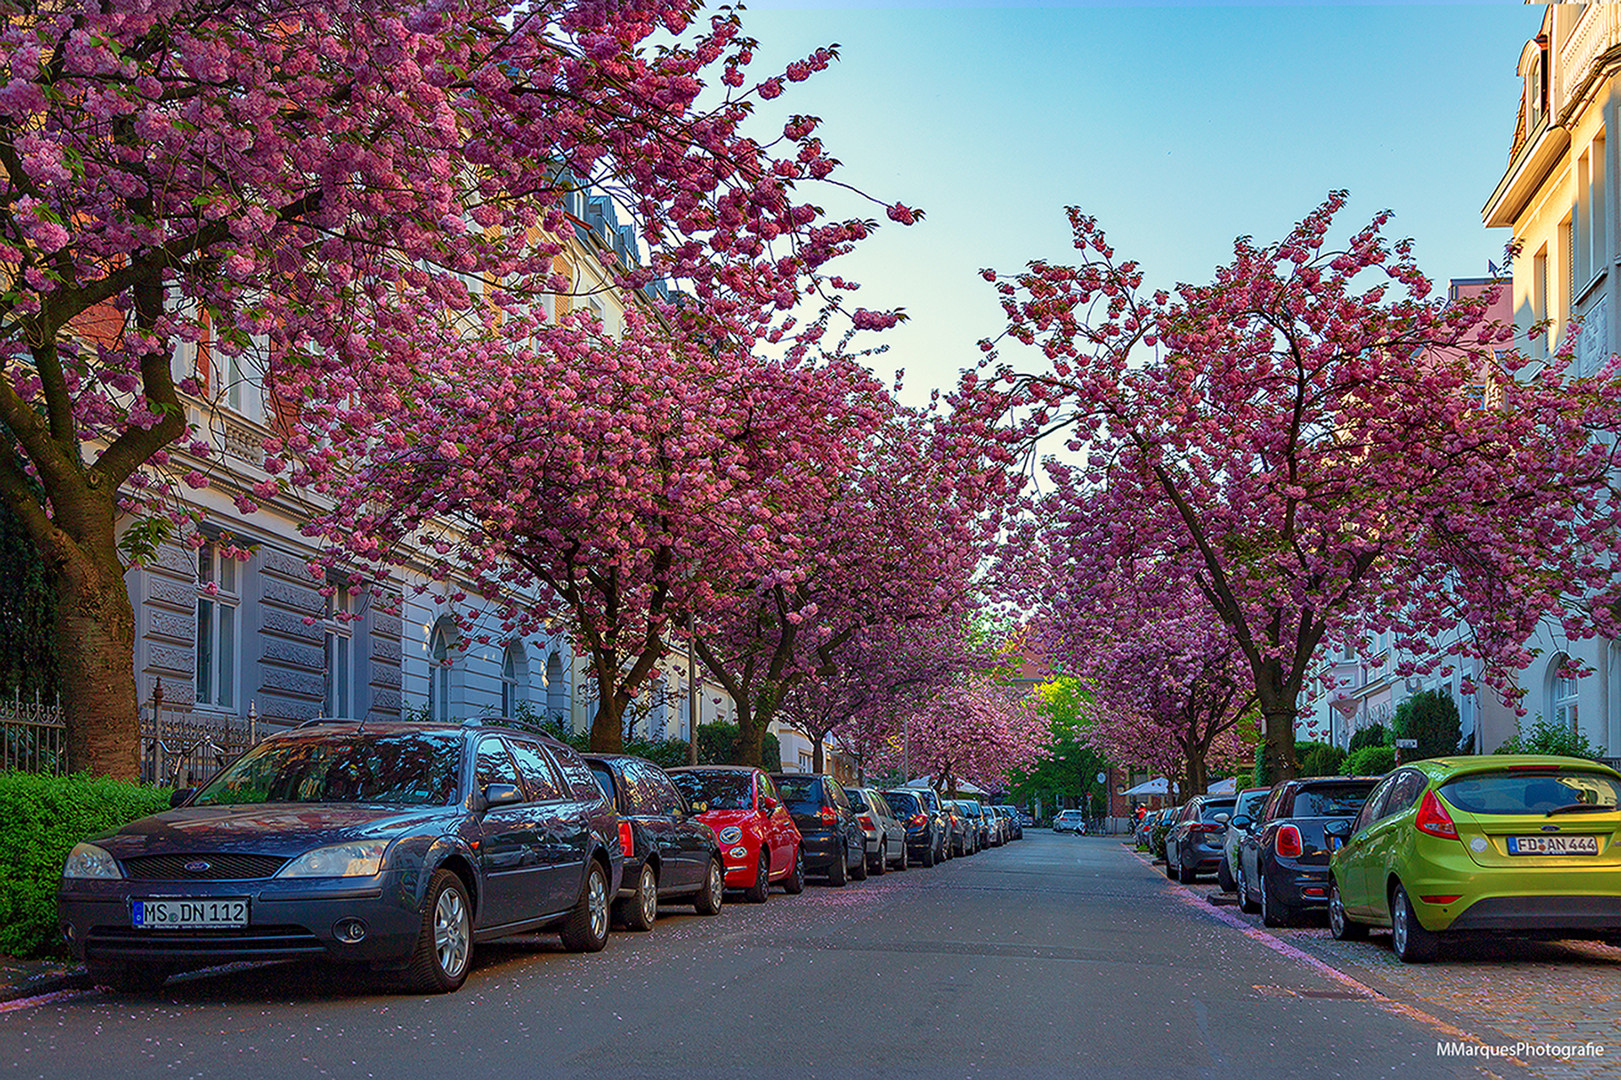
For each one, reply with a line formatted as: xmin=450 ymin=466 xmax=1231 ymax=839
xmin=1053 ymin=809 xmax=1086 ymax=833
xmin=1165 ymin=795 xmax=1237 ymax=884
xmin=883 ymin=788 xmax=946 ymax=866
xmin=846 ymin=786 xmax=908 ymax=873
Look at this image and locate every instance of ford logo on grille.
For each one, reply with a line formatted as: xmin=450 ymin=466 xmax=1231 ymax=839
xmin=184 ymin=860 xmax=212 ymax=872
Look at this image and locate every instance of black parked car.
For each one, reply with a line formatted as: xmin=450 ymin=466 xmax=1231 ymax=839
xmin=57 ymin=720 xmax=623 ymax=994
xmin=1235 ymin=776 xmax=1380 ymax=927
xmin=883 ymin=788 xmax=946 ymax=866
xmin=583 ymin=754 xmax=725 ymax=930
xmin=771 ymin=773 xmax=865 ymax=886
xmin=1165 ymin=795 xmax=1237 ymax=884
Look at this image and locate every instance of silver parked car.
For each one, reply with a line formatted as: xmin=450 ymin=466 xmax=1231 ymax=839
xmin=846 ymin=786 xmax=909 ymax=873
xmin=1053 ymin=809 xmax=1086 ymax=833
xmin=1218 ymin=786 xmax=1271 ymax=892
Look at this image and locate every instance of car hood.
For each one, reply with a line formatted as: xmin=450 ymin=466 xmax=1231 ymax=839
xmin=697 ymin=808 xmax=763 ymax=831
xmin=95 ymin=803 xmax=452 ymax=859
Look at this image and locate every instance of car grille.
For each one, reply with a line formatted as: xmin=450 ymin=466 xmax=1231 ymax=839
xmin=86 ymin=925 xmax=325 ymax=961
xmin=121 ymin=853 xmax=290 ymax=880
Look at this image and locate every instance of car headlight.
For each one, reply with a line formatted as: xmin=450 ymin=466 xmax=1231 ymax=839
xmin=276 ymin=841 xmax=389 ymax=878
xmin=62 ymin=843 xmax=122 ymax=880
xmin=718 ymin=826 xmax=743 ymax=844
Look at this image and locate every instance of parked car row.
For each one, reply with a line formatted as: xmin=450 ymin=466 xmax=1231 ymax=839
xmin=57 ymin=718 xmax=1023 ymax=995
xmin=1139 ymin=755 xmax=1621 ymax=962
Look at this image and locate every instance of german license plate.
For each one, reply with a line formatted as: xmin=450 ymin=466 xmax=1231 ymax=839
xmin=132 ymin=898 xmax=248 ymax=929
xmin=1506 ymin=835 xmax=1601 ymax=856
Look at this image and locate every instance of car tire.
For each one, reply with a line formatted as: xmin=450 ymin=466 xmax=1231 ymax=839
xmin=1217 ymin=856 xmax=1235 ymax=893
xmin=1328 ymin=880 xmax=1367 ymax=942
xmin=744 ymin=848 xmax=771 ymax=904
xmin=1177 ymin=851 xmax=1197 ymax=885
xmin=896 ymin=843 xmax=908 ymax=871
xmin=1237 ymin=859 xmax=1260 ymax=915
xmin=1259 ymin=873 xmax=1293 ymax=928
xmin=921 ymin=840 xmax=936 ymax=868
xmin=402 ymin=868 xmax=473 ymax=993
xmin=826 ymin=843 xmax=848 ymax=887
xmin=850 ymin=838 xmax=869 ymax=881
xmin=693 ymin=857 xmax=724 ymax=916
xmin=89 ymin=963 xmax=170 ymax=995
xmin=617 ymin=863 xmax=658 ymax=931
xmin=782 ymin=846 xmax=806 ymax=894
xmin=1165 ymin=846 xmax=1178 ymax=879
xmin=1391 ymin=882 xmax=1440 ymax=963
xmin=560 ymin=861 xmax=611 ymax=953
xmin=869 ymin=845 xmax=886 ymax=876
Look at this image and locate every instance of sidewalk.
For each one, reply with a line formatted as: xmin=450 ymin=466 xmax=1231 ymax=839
xmin=0 ymin=956 xmax=88 ymax=1006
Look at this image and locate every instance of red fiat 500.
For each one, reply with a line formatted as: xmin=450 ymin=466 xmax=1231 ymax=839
xmin=668 ymin=766 xmax=805 ymax=902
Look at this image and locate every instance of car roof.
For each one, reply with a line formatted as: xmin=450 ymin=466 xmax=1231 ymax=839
xmin=1411 ymin=754 xmax=1621 ymax=780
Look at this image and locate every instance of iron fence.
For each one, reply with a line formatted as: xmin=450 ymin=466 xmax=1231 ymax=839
xmin=0 ymin=692 xmax=66 ymax=775
xmin=140 ymin=704 xmax=259 ymax=789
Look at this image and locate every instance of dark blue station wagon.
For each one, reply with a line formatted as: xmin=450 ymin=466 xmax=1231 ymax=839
xmin=57 ymin=719 xmax=623 ymax=994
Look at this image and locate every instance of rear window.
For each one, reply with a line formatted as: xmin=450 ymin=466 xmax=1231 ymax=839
xmin=845 ymin=788 xmax=869 ymax=811
xmin=1441 ymin=770 xmax=1621 ymax=815
xmin=669 ymin=770 xmax=752 ymax=811
xmin=1198 ymin=799 xmax=1236 ymax=822
xmin=1236 ymin=790 xmax=1269 ymax=818
xmin=885 ymin=791 xmax=921 ymax=816
xmin=774 ymin=775 xmax=823 ymax=812
xmin=1292 ymin=782 xmax=1377 ymax=817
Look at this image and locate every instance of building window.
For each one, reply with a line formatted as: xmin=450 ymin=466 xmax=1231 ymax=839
xmin=429 ymin=617 xmax=457 ymax=722
xmin=324 ymin=582 xmax=352 ymax=718
xmin=545 ymin=651 xmax=566 ymax=725
xmin=1552 ymin=656 xmax=1579 ymax=733
xmin=195 ymin=538 xmax=238 ymax=711
xmin=501 ymin=641 xmax=527 ymax=718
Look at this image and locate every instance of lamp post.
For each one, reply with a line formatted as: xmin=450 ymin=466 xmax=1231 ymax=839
xmin=687 ymin=625 xmax=699 ymax=766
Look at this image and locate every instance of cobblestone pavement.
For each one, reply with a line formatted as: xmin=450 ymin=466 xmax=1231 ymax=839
xmin=1144 ymin=848 xmax=1621 ymax=1080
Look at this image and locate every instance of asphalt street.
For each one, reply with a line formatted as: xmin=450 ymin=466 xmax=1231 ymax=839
xmin=1 ymin=834 xmax=1533 ymax=1080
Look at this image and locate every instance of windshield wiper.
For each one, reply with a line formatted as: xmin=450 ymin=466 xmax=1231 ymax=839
xmin=1545 ymin=803 xmax=1616 ymax=816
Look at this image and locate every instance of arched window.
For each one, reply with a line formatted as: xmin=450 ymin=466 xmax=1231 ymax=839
xmin=1551 ymin=654 xmax=1579 ymax=733
xmin=429 ymin=617 xmax=457 ymax=722
xmin=501 ymin=641 xmax=528 ymax=718
xmin=546 ymin=652 xmax=566 ymax=725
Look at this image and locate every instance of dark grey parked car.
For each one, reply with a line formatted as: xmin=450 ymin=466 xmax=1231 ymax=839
xmin=1235 ymin=777 xmax=1380 ymax=927
xmin=58 ymin=720 xmax=623 ymax=994
xmin=1165 ymin=796 xmax=1236 ymax=883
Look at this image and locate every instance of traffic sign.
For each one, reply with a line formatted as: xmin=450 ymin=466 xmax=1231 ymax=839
xmin=1395 ymin=738 xmax=1418 ymax=749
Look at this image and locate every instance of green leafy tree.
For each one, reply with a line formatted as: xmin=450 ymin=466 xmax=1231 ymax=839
xmin=1298 ymin=742 xmax=1347 ymax=777
xmin=1347 ymin=723 xmax=1390 ymax=753
xmin=1345 ymin=745 xmax=1396 ymax=776
xmin=1006 ymin=678 xmax=1112 ymax=817
xmin=1493 ymin=717 xmax=1603 ymax=760
xmin=1393 ymin=690 xmax=1462 ymax=761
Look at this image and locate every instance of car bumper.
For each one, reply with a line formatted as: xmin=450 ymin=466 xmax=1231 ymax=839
xmin=799 ymin=832 xmax=844 ymax=871
xmin=1267 ymin=863 xmax=1332 ymax=907
xmin=59 ymin=871 xmax=420 ymax=968
xmin=720 ymin=842 xmax=765 ymax=887
xmin=1444 ymin=895 xmax=1621 ymax=933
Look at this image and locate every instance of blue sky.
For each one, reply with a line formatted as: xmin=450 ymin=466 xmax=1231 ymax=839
xmin=735 ymin=1 xmax=1537 ymax=401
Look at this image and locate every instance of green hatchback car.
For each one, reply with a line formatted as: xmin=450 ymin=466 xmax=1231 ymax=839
xmin=1325 ymin=755 xmax=1621 ymax=962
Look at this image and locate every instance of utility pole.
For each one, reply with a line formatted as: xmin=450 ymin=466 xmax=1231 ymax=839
xmin=686 ymin=628 xmax=699 ymax=766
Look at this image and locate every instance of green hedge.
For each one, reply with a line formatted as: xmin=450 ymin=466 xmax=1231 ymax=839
xmin=0 ymin=772 xmax=171 ymax=958
xmin=1345 ymin=745 xmax=1396 ymax=777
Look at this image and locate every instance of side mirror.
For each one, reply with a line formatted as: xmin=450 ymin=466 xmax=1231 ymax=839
xmin=169 ymin=788 xmax=195 ymax=809
xmin=1230 ymin=815 xmax=1251 ymax=831
xmin=1214 ymin=812 xmax=1230 ymax=824
xmin=1323 ymin=819 xmax=1352 ymax=840
xmin=759 ymin=796 xmax=779 ymax=814
xmin=482 ymin=783 xmax=524 ymax=809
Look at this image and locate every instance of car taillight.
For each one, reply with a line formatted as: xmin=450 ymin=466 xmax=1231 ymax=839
xmin=858 ymin=814 xmax=874 ymax=829
xmin=1275 ymin=824 xmax=1303 ymax=859
xmin=1415 ymin=790 xmax=1459 ymax=839
xmin=909 ymin=814 xmax=927 ymax=826
xmin=819 ymin=806 xmax=837 ymax=825
xmin=618 ymin=820 xmax=634 ymax=856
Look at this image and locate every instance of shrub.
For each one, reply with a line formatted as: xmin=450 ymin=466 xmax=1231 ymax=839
xmin=1493 ymin=717 xmax=1604 ymax=760
xmin=1299 ymin=743 xmax=1348 ymax=777
xmin=1393 ymin=690 xmax=1462 ymax=761
xmin=1348 ymin=723 xmax=1389 ymax=753
xmin=1345 ymin=745 xmax=1396 ymax=777
xmin=0 ymin=772 xmax=171 ymax=958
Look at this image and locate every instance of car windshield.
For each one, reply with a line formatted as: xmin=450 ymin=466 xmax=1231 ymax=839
xmin=192 ymin=731 xmax=461 ymax=806
xmin=774 ymin=776 xmax=823 ymax=812
xmin=1292 ymin=783 xmax=1377 ymax=817
xmin=1441 ymin=771 xmax=1621 ymax=815
xmin=669 ymin=771 xmax=752 ymax=811
xmin=1199 ymin=799 xmax=1236 ymax=822
xmin=885 ymin=791 xmax=921 ymax=816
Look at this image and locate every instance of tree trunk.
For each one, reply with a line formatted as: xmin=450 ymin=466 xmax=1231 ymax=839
xmin=589 ymin=689 xmax=625 ymax=753
xmin=1260 ymin=705 xmax=1298 ymax=783
xmin=812 ymin=734 xmax=824 ymax=774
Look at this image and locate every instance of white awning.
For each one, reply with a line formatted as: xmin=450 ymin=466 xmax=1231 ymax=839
xmin=902 ymin=775 xmax=988 ymax=796
xmin=1206 ymin=777 xmax=1238 ymax=795
xmin=1121 ymin=777 xmax=1171 ymax=797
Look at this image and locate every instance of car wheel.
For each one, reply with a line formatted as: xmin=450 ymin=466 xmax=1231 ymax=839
xmin=1177 ymin=850 xmax=1197 ymax=885
xmin=89 ymin=963 xmax=170 ymax=995
xmin=1259 ymin=873 xmax=1293 ymax=928
xmin=1328 ymin=880 xmax=1367 ymax=942
xmin=744 ymin=848 xmax=771 ymax=904
xmin=693 ymin=857 xmax=724 ymax=916
xmin=896 ymin=843 xmax=908 ymax=871
xmin=617 ymin=863 xmax=658 ymax=931
xmin=1237 ymin=858 xmax=1260 ymax=914
xmin=1390 ymin=882 xmax=1439 ymax=963
xmin=869 ymin=844 xmax=886 ymax=876
xmin=825 ymin=843 xmax=848 ymax=886
xmin=782 ymin=846 xmax=806 ymax=894
xmin=921 ymin=840 xmax=936 ymax=868
xmin=1217 ymin=856 xmax=1235 ymax=893
xmin=850 ymin=838 xmax=869 ymax=881
xmin=560 ymin=861 xmax=611 ymax=953
xmin=1164 ymin=845 xmax=1178 ymax=880
xmin=403 ymin=868 xmax=472 ymax=993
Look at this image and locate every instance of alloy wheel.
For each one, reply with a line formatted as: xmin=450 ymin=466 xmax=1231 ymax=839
xmin=434 ymin=886 xmax=470 ymax=979
xmin=1392 ymin=891 xmax=1409 ymax=956
xmin=588 ymin=867 xmax=609 ymax=942
xmin=638 ymin=865 xmax=658 ymax=926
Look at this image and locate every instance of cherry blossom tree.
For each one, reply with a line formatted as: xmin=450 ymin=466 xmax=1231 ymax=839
xmin=978 ymin=193 xmax=1621 ymax=781
xmin=0 ymin=0 xmax=913 ymax=776
xmin=883 ymin=675 xmax=1047 ymax=797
